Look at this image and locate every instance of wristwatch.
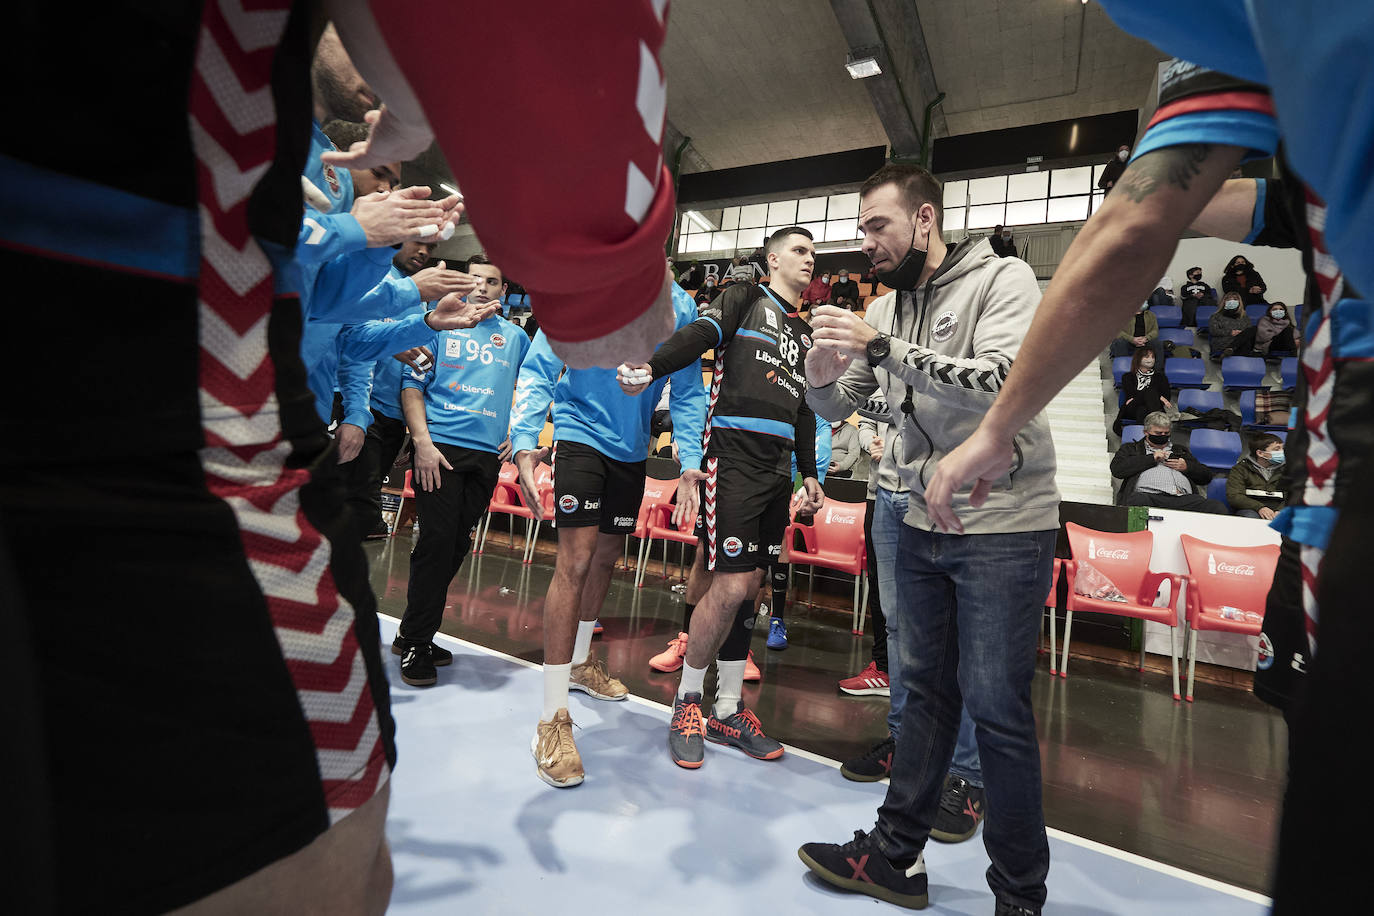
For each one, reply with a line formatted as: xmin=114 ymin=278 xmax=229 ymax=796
xmin=866 ymin=332 xmax=891 ymax=367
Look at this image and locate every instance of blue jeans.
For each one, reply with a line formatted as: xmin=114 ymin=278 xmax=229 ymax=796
xmin=872 ymin=489 xmax=982 ymax=787
xmin=874 ymin=522 xmax=1055 ymax=911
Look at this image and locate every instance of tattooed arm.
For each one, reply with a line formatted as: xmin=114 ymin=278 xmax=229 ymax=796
xmin=921 ymin=142 xmax=1246 ymax=531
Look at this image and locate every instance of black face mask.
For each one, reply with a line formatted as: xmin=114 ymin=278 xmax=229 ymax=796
xmin=1146 ymin=433 xmax=1171 ymax=446
xmin=873 ymin=219 xmax=928 ymax=290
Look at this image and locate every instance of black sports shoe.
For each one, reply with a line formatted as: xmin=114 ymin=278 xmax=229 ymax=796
xmin=994 ymin=902 xmax=1039 ymax=916
xmin=798 ymin=830 xmax=928 ymax=909
xmin=399 ymin=642 xmax=437 ymax=687
xmin=706 ymin=702 xmax=784 ymax=760
xmin=929 ymin=773 xmax=985 ymax=843
xmin=669 ymin=692 xmax=706 ymax=769
xmin=392 ymin=638 xmax=453 ymax=666
xmin=840 ymin=735 xmax=895 ymax=782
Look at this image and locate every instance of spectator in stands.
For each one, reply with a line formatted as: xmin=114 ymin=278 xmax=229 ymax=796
xmin=1209 ymin=292 xmax=1252 ymax=358
xmin=1227 ymin=433 xmax=1287 ymax=519
xmin=827 ymin=420 xmax=860 ymax=478
xmin=1148 ymin=276 xmax=1175 ymax=308
xmin=862 ymin=265 xmax=880 ymax=296
xmin=1221 ymin=254 xmax=1268 ymax=304
xmin=830 ymin=269 xmax=861 ymax=309
xmin=1113 ymin=347 xmax=1172 ymax=435
xmin=1231 ymin=301 xmax=1300 ymax=356
xmin=802 ymin=271 xmax=832 ymax=308
xmin=694 ymin=275 xmax=721 ymax=307
xmin=1097 ymin=144 xmax=1131 ymax=195
xmin=1110 ymin=302 xmax=1165 ymax=361
xmin=1179 ymin=266 xmax=1217 ymax=327
xmin=678 ymin=260 xmax=704 ymax=290
xmin=725 ymin=254 xmax=755 ymax=284
xmin=989 ymin=225 xmax=1014 ymax=258
xmin=1111 ymin=412 xmax=1227 ymax=513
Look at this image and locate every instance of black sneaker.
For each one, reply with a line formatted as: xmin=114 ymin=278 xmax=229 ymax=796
xmin=669 ymin=692 xmax=706 ymax=769
xmin=929 ymin=773 xmax=985 ymax=843
xmin=798 ymin=830 xmax=928 ymax=909
xmin=392 ymin=638 xmax=452 ymax=666
xmin=706 ymin=702 xmax=784 ymax=760
xmin=840 ymin=735 xmax=895 ymax=782
xmin=399 ymin=642 xmax=437 ymax=686
xmin=994 ymin=902 xmax=1039 ymax=916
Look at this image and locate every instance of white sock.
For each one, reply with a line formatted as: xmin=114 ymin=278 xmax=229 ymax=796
xmin=678 ymin=661 xmax=708 ymax=699
xmin=714 ymin=660 xmax=746 ymax=719
xmin=543 ymin=662 xmax=571 ymax=721
xmin=571 ymin=619 xmax=596 ymax=667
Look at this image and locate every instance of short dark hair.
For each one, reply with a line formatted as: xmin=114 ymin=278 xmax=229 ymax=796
xmin=1130 ymin=347 xmax=1157 ymax=373
xmin=1187 ymin=266 xmax=1202 ymax=275
xmin=766 ymin=226 xmax=813 ymax=256
xmin=467 ymin=252 xmax=504 ymax=283
xmin=320 ymin=119 xmax=370 ymax=150
xmin=1250 ymin=432 xmax=1282 ymax=454
xmin=860 ymin=163 xmax=943 ymax=229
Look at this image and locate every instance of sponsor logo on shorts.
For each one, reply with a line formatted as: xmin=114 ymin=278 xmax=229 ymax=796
xmin=490 ymin=333 xmax=506 ymax=349
xmin=583 ymin=499 xmax=600 ymax=510
xmin=932 ymin=310 xmax=959 ymax=343
xmin=723 ymin=536 xmax=743 ymax=558
xmin=1256 ymin=632 xmax=1275 ymax=671
xmin=559 ymin=494 xmax=578 ymax=513
xmin=613 ymin=516 xmax=634 ymax=527
xmin=747 ymin=542 xmax=758 ymax=552
xmin=767 ymin=543 xmax=781 ymax=557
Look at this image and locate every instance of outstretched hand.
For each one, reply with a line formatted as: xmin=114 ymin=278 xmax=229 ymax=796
xmin=321 ymin=107 xmax=434 ymax=172
xmin=924 ymin=426 xmax=1016 ymax=534
xmin=427 ymin=293 xmax=499 ymax=331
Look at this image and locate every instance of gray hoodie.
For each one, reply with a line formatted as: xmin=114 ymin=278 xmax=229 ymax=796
xmin=807 ymin=237 xmax=1060 ymax=534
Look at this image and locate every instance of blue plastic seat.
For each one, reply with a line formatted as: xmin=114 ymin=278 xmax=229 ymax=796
xmin=1238 ymin=389 xmax=1289 ymax=431
xmin=1153 ymin=305 xmax=1183 ymax=329
xmin=1221 ymin=356 xmax=1268 ymax=390
xmin=1280 ymin=357 xmax=1298 ymax=390
xmin=1195 ymin=305 xmax=1218 ymax=333
xmin=1177 ymin=389 xmax=1224 ymax=423
xmin=1189 ymin=429 xmax=1243 ymax=471
xmin=1168 ymin=359 xmax=1210 ymax=390
xmin=1206 ymin=475 xmax=1231 ymax=511
xmin=1158 ymin=328 xmax=1196 ymax=352
xmin=1122 ymin=426 xmax=1144 ymax=444
xmin=1245 ymin=303 xmax=1269 ymax=323
xmin=1112 ymin=356 xmax=1132 ymax=388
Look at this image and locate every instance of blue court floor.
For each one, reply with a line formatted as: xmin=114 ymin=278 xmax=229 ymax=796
xmin=378 ymin=617 xmax=1269 ymax=915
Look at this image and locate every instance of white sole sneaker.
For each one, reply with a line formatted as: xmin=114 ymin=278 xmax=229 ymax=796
xmin=530 ymin=734 xmax=585 ymax=788
xmin=838 ymin=684 xmax=891 ymax=697
xmin=568 ymin=679 xmax=629 ymax=701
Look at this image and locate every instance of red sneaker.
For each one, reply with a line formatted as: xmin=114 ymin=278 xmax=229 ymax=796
xmin=744 ymin=650 xmax=761 ymax=682
xmin=838 ymin=661 xmax=890 ymax=696
xmin=649 ymin=632 xmax=689 ymax=672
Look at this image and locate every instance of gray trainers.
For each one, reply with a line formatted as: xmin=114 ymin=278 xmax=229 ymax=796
xmin=669 ymin=692 xmax=706 ymax=769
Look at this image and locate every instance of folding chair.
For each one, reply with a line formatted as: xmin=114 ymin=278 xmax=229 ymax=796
xmin=788 ymin=498 xmax=868 ymax=635
xmin=1179 ymin=535 xmax=1280 ymax=701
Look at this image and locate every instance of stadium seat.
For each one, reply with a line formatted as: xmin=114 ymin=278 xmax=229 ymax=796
xmin=1195 ymin=304 xmax=1218 ymax=333
xmin=638 ymin=499 xmax=697 ymax=586
xmin=788 ymin=498 xmax=868 ymax=635
xmin=1221 ymin=356 xmax=1268 ymax=390
xmin=1121 ymin=426 xmax=1145 ymax=444
xmin=1153 ymin=305 xmax=1183 ymax=328
xmin=1280 ymin=357 xmax=1298 ymax=391
xmin=1061 ymin=524 xmax=1186 ymax=698
xmin=1158 ymin=328 xmax=1196 ymax=352
xmin=1111 ymin=356 xmax=1132 ymax=388
xmin=1237 ymin=389 xmax=1289 ymax=431
xmin=1167 ymin=359 xmax=1210 ymax=390
xmin=1189 ymin=429 xmax=1243 ymax=471
xmin=1176 ymin=389 xmax=1225 ymax=424
xmin=1245 ymin=303 xmax=1269 ymax=323
xmin=1179 ymin=535 xmax=1280 ymax=701
xmin=630 ymin=476 xmax=682 ymax=586
xmin=1205 ymin=476 xmax=1230 ymax=511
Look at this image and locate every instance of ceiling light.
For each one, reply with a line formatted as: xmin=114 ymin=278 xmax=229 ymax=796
xmin=845 ymin=49 xmax=882 ymax=79
xmin=684 ymin=210 xmax=715 ymax=233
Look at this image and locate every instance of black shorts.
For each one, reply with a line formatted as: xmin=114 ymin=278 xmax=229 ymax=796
xmin=697 ymin=456 xmax=793 ymax=572
xmin=552 ymin=440 xmax=646 ymax=534
xmin=0 ymin=449 xmax=395 ymax=914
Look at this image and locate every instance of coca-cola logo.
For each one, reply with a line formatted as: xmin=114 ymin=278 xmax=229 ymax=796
xmin=1094 ymin=548 xmax=1130 ymax=560
xmin=1216 ymin=562 xmax=1256 ymax=576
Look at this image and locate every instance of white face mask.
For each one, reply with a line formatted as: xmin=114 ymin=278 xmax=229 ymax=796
xmin=1001 ymin=232 xmax=1011 ymax=240
xmin=1118 ymin=149 xmax=1130 ymax=161
xmin=821 ymin=276 xmax=829 ymax=283
xmin=1270 ymin=308 xmax=1285 ymax=319
xmin=1224 ymin=300 xmax=1240 ymax=310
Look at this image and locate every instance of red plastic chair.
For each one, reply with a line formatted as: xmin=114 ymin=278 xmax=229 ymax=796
xmin=477 ymin=461 xmax=550 ymax=559
xmin=1043 ymin=559 xmax=1062 ymax=673
xmin=1179 ymin=535 xmax=1280 ymax=702
xmin=628 ymin=476 xmax=680 ymax=582
xmin=636 ymin=498 xmax=698 ymax=587
xmin=390 ymin=469 xmax=418 ymax=537
xmin=788 ymin=497 xmax=868 ymax=635
xmin=1062 ymin=523 xmax=1186 ymax=699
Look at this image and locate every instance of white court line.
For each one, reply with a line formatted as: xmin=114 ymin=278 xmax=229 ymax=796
xmin=383 ymin=614 xmax=1272 ymax=906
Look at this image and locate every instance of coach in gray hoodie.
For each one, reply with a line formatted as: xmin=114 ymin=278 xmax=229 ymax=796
xmin=797 ymin=164 xmax=1059 ymax=916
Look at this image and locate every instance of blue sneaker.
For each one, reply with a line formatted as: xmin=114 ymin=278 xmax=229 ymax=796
xmin=766 ymin=617 xmax=788 ymax=650
xmin=592 ymin=618 xmax=604 ymax=636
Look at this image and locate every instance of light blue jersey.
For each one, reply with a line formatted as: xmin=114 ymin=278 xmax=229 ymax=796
xmin=336 ymin=265 xmax=428 ymax=426
xmin=508 ymin=284 xmax=707 ymax=468
xmin=401 ymin=314 xmax=531 ymax=452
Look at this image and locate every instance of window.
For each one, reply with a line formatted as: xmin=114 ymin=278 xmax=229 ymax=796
xmin=767 ymin=200 xmax=797 ymax=225
xmin=1047 ymin=195 xmax=1091 ymax=222
xmin=711 ymin=231 xmax=737 ymax=251
xmin=943 ymin=207 xmax=966 ymax=232
xmin=827 ymin=192 xmax=860 ymax=220
xmin=721 ymin=207 xmax=740 ymax=230
xmin=1050 ymin=167 xmax=1092 ymax=197
xmin=967 ymin=204 xmax=1005 ymax=229
xmin=739 ymin=204 xmax=768 ymax=229
xmin=797 ymin=196 xmax=827 ymax=222
xmin=1007 ymin=171 xmax=1048 ymax=202
xmin=943 ymin=179 xmax=968 ymax=210
xmin=968 ymin=176 xmax=1007 ymax=206
xmin=823 ymin=218 xmax=858 ymax=242
xmin=1005 ymin=199 xmax=1047 ymax=226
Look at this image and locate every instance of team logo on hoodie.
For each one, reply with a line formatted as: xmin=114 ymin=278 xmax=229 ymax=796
xmin=932 ymin=310 xmax=959 ymax=343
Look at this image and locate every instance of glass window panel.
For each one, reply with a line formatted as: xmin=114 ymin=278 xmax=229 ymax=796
xmin=736 ymin=228 xmax=767 ymax=250
xmin=765 ymin=225 xmax=785 ymax=239
xmin=943 ymin=207 xmax=966 ymax=232
xmin=681 ymin=233 xmax=711 ymax=254
xmin=1050 ymin=166 xmax=1092 ymax=197
xmin=968 ymin=176 xmax=1007 ymax=206
xmin=679 ymin=213 xmax=694 ymax=236
xmin=721 ymin=207 xmax=740 ymax=230
xmin=739 ymin=203 xmax=768 ymax=228
xmin=767 ymin=200 xmax=797 ymax=225
xmin=796 ymin=196 xmax=827 ymax=222
xmin=1091 ymin=192 xmax=1105 ymax=214
xmin=1005 ymin=199 xmax=1047 ymax=226
xmin=942 ymin=179 xmax=968 ymax=209
xmin=711 ymin=231 xmax=737 ymax=251
xmin=966 ymin=203 xmax=1005 ymax=229
xmin=1093 ymin=164 xmax=1107 ymax=185
xmin=827 ymin=192 xmax=860 ymax=219
xmin=1047 ymin=195 xmax=1091 ymax=222
xmin=800 ymin=222 xmax=825 ymax=243
xmin=1006 ymin=171 xmax=1049 ymax=202
xmin=823 ymin=218 xmax=858 ymax=242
